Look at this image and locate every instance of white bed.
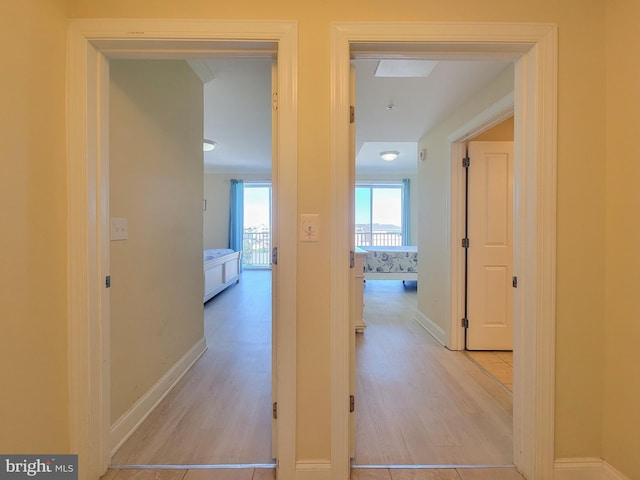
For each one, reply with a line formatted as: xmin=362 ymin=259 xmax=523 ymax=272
xmin=362 ymin=246 xmax=417 ymax=282
xmin=203 ymin=248 xmax=242 ymax=303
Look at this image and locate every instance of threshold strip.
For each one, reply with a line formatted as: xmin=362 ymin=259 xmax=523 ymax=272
xmin=111 ymin=464 xmax=276 ymax=469
xmin=351 ymin=464 xmax=516 ymax=469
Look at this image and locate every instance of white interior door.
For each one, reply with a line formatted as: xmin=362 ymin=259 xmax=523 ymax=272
xmin=348 ymin=64 xmax=356 ymax=462
xmin=466 ymin=140 xmax=514 ymax=350
xmin=270 ymin=61 xmax=278 ymax=460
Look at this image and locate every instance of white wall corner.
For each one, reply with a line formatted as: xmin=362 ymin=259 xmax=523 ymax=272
xmin=414 ymin=310 xmax=447 ymax=347
xmin=295 ymin=461 xmax=332 ymax=480
xmin=110 ymin=337 xmax=207 ymax=455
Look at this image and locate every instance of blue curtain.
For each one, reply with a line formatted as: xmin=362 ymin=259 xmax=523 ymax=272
xmin=228 ymin=179 xmax=244 ymax=255
xmin=402 ymin=178 xmax=411 ymax=245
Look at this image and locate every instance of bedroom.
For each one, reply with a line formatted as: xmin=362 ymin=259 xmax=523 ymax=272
xmin=107 ymin=54 xmax=515 ymax=467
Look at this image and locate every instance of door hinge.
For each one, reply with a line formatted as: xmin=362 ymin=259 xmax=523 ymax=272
xmin=512 ymin=276 xmax=518 ymax=288
xmin=461 ymin=317 xmax=469 ymax=328
xmin=272 ymin=247 xmax=278 ymax=265
xmin=272 ymin=91 xmax=278 ymax=110
xmin=105 ymin=275 xmax=111 ymax=288
xmin=350 ymin=105 xmax=355 ymax=124
xmin=349 ymin=395 xmax=355 ymax=413
xmin=462 ymin=156 xmax=470 ymax=168
xmin=350 ymin=250 xmax=355 ymax=269
xmin=461 ymin=238 xmax=470 ymax=248
xmin=272 ymin=401 xmax=278 ymax=419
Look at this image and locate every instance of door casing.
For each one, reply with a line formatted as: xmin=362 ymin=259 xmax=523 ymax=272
xmin=67 ymin=19 xmax=298 ymax=480
xmin=330 ymin=22 xmax=557 ymax=480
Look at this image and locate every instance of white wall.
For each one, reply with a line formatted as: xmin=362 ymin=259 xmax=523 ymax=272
xmin=109 ymin=60 xmax=204 ymax=421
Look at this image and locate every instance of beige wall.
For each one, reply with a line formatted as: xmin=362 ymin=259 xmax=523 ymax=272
xmin=417 ymin=65 xmax=514 ymax=343
xmin=109 ymin=60 xmax=204 ymax=421
xmin=603 ymin=0 xmax=640 ymax=477
xmin=471 ymin=117 xmax=514 ymax=141
xmin=0 ymin=0 xmax=70 ymax=452
xmin=7 ymin=0 xmax=637 ymax=475
xmin=204 ymin=173 xmax=272 ymax=250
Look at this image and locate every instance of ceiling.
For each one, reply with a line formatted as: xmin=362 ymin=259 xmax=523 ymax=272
xmin=202 ymin=58 xmax=512 ymax=175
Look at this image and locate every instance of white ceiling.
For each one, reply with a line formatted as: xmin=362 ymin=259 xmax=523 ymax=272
xmin=202 ymin=58 xmax=512 ymax=175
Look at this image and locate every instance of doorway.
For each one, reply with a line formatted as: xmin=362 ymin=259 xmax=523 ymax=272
xmin=330 ymin=22 xmax=557 ymax=480
xmin=67 ymin=20 xmax=297 ymax=480
xmin=106 ymin=57 xmax=276 ymax=466
xmin=351 ymin=58 xmax=515 ymax=466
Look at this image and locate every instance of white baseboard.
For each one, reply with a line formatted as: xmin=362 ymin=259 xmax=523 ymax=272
xmin=110 ymin=337 xmax=207 ymax=454
xmin=414 ymin=310 xmax=447 ymax=347
xmin=554 ymin=458 xmax=631 ymax=480
xmin=295 ymin=461 xmax=331 ymax=480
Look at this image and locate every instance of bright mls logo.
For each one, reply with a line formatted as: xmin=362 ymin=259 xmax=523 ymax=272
xmin=0 ymin=456 xmax=77 ymax=480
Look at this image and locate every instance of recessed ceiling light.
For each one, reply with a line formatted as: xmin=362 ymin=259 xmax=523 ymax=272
xmin=380 ymin=151 xmax=399 ymax=161
xmin=203 ymin=139 xmax=217 ymax=152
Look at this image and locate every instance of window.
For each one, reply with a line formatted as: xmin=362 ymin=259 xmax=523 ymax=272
xmin=243 ymin=183 xmax=272 ymax=268
xmin=355 ymin=183 xmax=406 ymax=246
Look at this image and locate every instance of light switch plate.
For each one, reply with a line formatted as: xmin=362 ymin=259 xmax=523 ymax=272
xmin=299 ymin=214 xmax=320 ymax=242
xmin=111 ymin=218 xmax=128 ymax=241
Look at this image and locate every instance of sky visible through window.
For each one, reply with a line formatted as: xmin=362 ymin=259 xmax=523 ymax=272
xmin=355 ymin=186 xmax=402 ymax=228
xmin=244 ymin=185 xmax=271 ymax=230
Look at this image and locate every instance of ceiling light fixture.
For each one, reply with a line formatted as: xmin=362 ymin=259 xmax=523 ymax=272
xmin=203 ymin=139 xmax=217 ymax=152
xmin=380 ymin=151 xmax=399 ymax=162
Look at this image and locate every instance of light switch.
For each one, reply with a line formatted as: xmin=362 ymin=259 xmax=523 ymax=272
xmin=111 ymin=218 xmax=128 ymax=241
xmin=299 ymin=214 xmax=320 ymax=242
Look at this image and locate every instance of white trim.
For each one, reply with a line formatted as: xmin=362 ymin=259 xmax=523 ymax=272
xmin=296 ymin=461 xmax=332 ymax=480
xmin=448 ymin=93 xmax=515 ymax=352
xmin=330 ymin=22 xmax=557 ymax=480
xmin=413 ymin=311 xmax=447 ymax=347
xmin=554 ymin=458 xmax=632 ymax=480
xmin=186 ymin=59 xmax=215 ymax=84
xmin=449 ymin=92 xmax=515 ymax=143
xmin=67 ymin=19 xmax=298 ymax=480
xmin=110 ymin=338 xmax=207 ymax=454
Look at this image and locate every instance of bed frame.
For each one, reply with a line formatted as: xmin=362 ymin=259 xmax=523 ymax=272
xmin=203 ymin=250 xmax=242 ymax=303
xmin=362 ymin=246 xmax=418 ymax=282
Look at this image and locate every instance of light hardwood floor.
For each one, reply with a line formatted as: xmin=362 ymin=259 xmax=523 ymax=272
xmin=101 ymin=466 xmax=526 ymax=480
xmin=354 ymin=280 xmax=513 ymax=466
xmin=112 ymin=269 xmax=274 ymax=465
xmin=112 ymin=271 xmax=512 ymax=469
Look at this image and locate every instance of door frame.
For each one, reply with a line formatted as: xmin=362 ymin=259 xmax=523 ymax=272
xmin=330 ymin=22 xmax=557 ymax=480
xmin=450 ymin=93 xmax=515 ymax=351
xmin=67 ymin=19 xmax=298 ymax=480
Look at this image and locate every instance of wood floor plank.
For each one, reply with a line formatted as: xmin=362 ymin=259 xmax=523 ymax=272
xmin=351 ymin=469 xmax=393 ymax=480
xmin=183 ymin=469 xmax=253 ymax=480
xmin=456 ymin=467 xmax=525 ymax=480
xmin=108 ymin=470 xmax=187 ymax=480
xmin=389 ymin=469 xmax=462 ymax=480
xmin=251 ymin=469 xmax=276 ymax=480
